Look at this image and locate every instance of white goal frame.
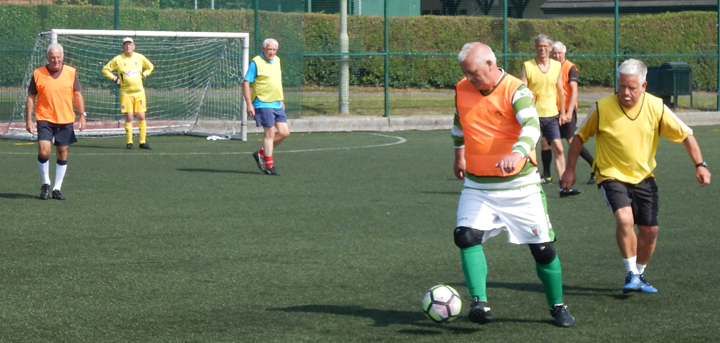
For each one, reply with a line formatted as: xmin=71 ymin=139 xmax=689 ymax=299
xmin=8 ymin=29 xmax=251 ymax=141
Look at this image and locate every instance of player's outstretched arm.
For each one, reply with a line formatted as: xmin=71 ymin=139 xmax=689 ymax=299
xmin=683 ymin=135 xmax=711 ymax=186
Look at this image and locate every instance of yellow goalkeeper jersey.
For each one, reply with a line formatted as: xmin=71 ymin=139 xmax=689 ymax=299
xmin=102 ymin=52 xmax=154 ymax=94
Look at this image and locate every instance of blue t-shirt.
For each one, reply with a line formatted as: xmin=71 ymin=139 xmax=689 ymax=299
xmin=244 ymin=52 xmax=283 ymax=109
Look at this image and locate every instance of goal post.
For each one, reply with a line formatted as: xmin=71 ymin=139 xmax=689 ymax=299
xmin=7 ymin=29 xmax=251 ymax=141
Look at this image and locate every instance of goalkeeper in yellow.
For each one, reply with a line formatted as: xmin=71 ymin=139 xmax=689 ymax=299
xmin=102 ymin=37 xmax=154 ymax=150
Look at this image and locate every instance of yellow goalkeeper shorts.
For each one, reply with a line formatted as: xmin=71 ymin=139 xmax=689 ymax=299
xmin=120 ymin=93 xmax=147 ymax=114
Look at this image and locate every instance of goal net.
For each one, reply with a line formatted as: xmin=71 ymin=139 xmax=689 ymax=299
xmin=7 ymin=29 xmax=250 ymax=140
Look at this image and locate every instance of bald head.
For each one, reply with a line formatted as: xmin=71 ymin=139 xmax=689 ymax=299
xmin=458 ymin=42 xmax=496 ymax=66
xmin=458 ymin=42 xmax=501 ymax=90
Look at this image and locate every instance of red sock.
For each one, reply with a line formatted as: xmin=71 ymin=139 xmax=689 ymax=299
xmin=264 ymin=155 xmax=274 ymax=168
xmin=259 ymin=147 xmax=265 ymax=157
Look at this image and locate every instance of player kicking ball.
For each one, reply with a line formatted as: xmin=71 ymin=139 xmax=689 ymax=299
xmin=453 ymin=42 xmax=574 ymax=327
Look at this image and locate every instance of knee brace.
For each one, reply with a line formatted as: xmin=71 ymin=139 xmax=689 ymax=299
xmin=454 ymin=226 xmax=483 ymax=249
xmin=529 ymin=242 xmax=557 ymax=265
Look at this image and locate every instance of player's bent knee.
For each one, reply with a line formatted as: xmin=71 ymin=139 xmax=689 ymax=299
xmin=529 ymin=242 xmax=557 ymax=264
xmin=454 ymin=226 xmax=483 ymax=249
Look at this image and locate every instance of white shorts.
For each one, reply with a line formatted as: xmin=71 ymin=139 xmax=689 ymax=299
xmin=456 ymin=184 xmax=555 ymax=244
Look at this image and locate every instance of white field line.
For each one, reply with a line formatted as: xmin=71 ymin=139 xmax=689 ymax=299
xmin=0 ymin=133 xmax=407 ymax=156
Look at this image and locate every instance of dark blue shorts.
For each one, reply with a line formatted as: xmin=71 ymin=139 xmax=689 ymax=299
xmin=559 ymin=109 xmax=578 ymax=139
xmin=539 ymin=116 xmax=561 ymax=142
xmin=254 ymin=107 xmax=287 ymax=128
xmin=37 ymin=121 xmax=77 ymax=146
xmin=600 ymin=178 xmax=659 ymax=226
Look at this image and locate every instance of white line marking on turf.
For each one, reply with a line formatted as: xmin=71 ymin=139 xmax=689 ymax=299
xmin=0 ymin=133 xmax=407 ymax=156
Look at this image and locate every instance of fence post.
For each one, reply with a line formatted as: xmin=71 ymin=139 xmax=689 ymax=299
xmin=339 ymin=0 xmax=350 ymax=114
xmin=614 ymin=0 xmax=619 ymax=92
xmin=503 ymin=0 xmax=507 ymax=69
xmin=384 ymin=0 xmax=389 ymax=117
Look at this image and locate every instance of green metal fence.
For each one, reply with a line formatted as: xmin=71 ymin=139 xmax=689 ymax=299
xmin=1 ymin=0 xmax=718 ymax=126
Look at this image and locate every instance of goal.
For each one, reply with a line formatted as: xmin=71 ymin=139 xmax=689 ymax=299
xmin=7 ymin=29 xmax=250 ymax=140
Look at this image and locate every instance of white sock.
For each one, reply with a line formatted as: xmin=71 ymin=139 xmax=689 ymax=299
xmin=54 ymin=162 xmax=67 ymax=191
xmin=38 ymin=160 xmax=50 ymax=185
xmin=623 ymin=256 xmax=639 ymax=274
xmin=636 ymin=263 xmax=646 ymax=275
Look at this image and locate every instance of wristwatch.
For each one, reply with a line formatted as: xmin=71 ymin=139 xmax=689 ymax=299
xmin=81 ymin=112 xmax=87 ymax=117
xmin=696 ymin=161 xmax=708 ymax=169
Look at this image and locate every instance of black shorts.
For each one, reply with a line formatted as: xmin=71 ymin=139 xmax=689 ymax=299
xmin=559 ymin=109 xmax=577 ymax=139
xmin=37 ymin=121 xmax=77 ymax=146
xmin=600 ymin=178 xmax=659 ymax=226
xmin=539 ymin=116 xmax=561 ymax=142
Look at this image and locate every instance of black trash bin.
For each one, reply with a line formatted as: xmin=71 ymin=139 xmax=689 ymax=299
xmin=645 ymin=62 xmax=692 ymax=109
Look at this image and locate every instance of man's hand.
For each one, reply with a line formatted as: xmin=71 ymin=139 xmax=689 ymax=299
xmin=454 ymin=158 xmax=466 ymax=179
xmin=25 ymin=120 xmax=36 ymax=134
xmin=78 ymin=114 xmax=87 ymax=131
xmin=113 ymin=77 xmax=121 ymax=86
xmin=495 ymin=152 xmax=523 ymax=175
xmin=247 ymin=103 xmax=256 ymax=117
xmin=557 ymin=112 xmax=569 ymax=126
xmin=696 ymin=167 xmax=711 ymax=186
xmin=561 ymin=168 xmax=577 ymax=190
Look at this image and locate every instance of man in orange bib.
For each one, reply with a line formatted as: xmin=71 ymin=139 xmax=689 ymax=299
xmin=26 ymin=44 xmax=87 ymax=200
xmin=452 ymin=42 xmax=574 ymax=327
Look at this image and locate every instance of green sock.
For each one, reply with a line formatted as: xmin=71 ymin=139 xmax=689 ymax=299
xmin=536 ymin=256 xmax=564 ymax=308
xmin=461 ymin=245 xmax=487 ymax=301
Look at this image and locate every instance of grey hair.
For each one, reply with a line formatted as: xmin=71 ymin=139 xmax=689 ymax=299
xmin=457 ymin=42 xmax=496 ymax=66
xmin=262 ymin=38 xmax=279 ymax=48
xmin=618 ymin=59 xmax=647 ymax=85
xmin=552 ymin=41 xmax=566 ymax=53
xmin=47 ymin=43 xmax=64 ymax=56
xmin=535 ymin=34 xmax=553 ymax=46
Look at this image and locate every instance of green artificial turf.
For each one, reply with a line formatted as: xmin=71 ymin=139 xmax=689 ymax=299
xmin=0 ymin=128 xmax=718 ymax=342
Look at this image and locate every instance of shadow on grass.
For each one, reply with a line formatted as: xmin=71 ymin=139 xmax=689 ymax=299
xmin=74 ymin=144 xmax=130 ymax=150
xmin=420 ymin=191 xmax=460 ymax=195
xmin=447 ymin=281 xmax=622 ymax=299
xmin=270 ymin=305 xmax=479 ymax=334
xmin=0 ymin=193 xmax=37 ymax=199
xmin=176 ymin=168 xmax=260 ymax=175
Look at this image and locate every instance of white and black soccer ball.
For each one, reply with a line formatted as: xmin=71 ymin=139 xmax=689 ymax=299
xmin=422 ymin=284 xmax=462 ymax=323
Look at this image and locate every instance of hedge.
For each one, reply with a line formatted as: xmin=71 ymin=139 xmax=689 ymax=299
xmin=0 ymin=5 xmax=717 ymax=90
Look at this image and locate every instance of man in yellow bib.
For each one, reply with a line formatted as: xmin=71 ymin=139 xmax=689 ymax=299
xmin=452 ymin=42 xmax=574 ymax=327
xmin=243 ymin=38 xmax=289 ymax=176
xmin=520 ymin=34 xmax=580 ymax=197
xmin=563 ymin=59 xmax=711 ymax=293
xmin=103 ymin=37 xmax=154 ymax=150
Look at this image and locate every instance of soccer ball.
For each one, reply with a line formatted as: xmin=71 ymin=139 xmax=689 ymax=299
xmin=422 ymin=284 xmax=462 ymax=323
